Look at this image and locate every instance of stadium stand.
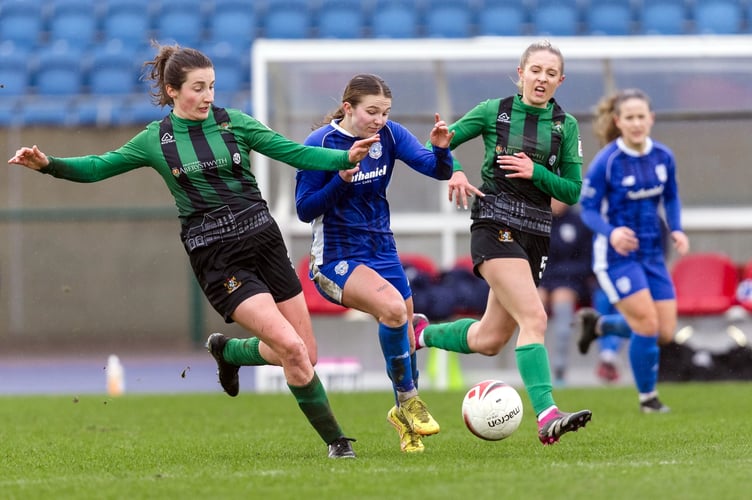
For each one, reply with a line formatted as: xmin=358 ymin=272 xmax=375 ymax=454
xmin=2 ymin=0 xmax=751 ymax=126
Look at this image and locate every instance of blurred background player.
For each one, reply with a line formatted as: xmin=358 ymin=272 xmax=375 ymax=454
xmin=579 ymin=88 xmax=690 ymax=413
xmin=538 ymin=199 xmax=594 ymax=386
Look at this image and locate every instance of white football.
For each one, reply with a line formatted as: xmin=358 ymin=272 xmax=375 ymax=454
xmin=462 ymin=380 xmax=524 ymax=441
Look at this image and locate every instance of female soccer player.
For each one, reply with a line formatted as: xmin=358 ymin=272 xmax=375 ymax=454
xmin=295 ymin=73 xmax=454 ymax=453
xmin=413 ymin=40 xmax=592 ymax=445
xmin=578 ymin=88 xmax=690 ymax=413
xmin=7 ymin=43 xmax=379 ymax=459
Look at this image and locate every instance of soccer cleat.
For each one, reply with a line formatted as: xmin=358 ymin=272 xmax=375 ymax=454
xmin=537 ymin=408 xmax=592 ymax=445
xmin=387 ymin=406 xmax=425 ymax=453
xmin=412 ymin=313 xmax=429 ymax=350
xmin=596 ymin=360 xmax=620 ymax=383
xmin=327 ymin=437 xmax=357 ymax=459
xmin=399 ymin=395 xmax=440 ymax=436
xmin=206 ymin=332 xmax=240 ymax=397
xmin=640 ymin=397 xmax=671 ymax=414
xmin=575 ymin=307 xmax=600 ymax=355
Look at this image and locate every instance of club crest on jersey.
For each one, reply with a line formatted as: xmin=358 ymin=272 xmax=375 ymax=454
xmin=171 ymin=167 xmax=181 ymax=177
xmin=498 ymin=230 xmax=513 ymax=242
xmin=335 ymin=260 xmax=349 ymax=276
xmin=233 ymin=152 xmax=241 ymax=165
xmin=224 ymin=276 xmax=242 ymax=294
xmin=218 ymin=121 xmax=231 ymax=130
xmin=616 ymin=276 xmax=632 ymax=295
xmin=368 ymin=142 xmax=383 ymax=160
xmin=548 ymin=154 xmax=557 ymax=166
xmin=656 ymin=164 xmax=667 ymax=182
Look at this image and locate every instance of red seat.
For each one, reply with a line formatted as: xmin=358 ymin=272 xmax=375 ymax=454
xmin=671 ymin=252 xmax=739 ymax=316
xmin=399 ymin=252 xmax=440 ymax=279
xmin=295 ymin=256 xmax=348 ymax=315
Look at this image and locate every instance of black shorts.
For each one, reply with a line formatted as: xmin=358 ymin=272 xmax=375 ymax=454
xmin=470 ymin=221 xmax=550 ymax=286
xmin=187 ymin=220 xmax=301 ymax=323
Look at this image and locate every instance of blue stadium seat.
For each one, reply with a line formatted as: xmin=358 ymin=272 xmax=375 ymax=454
xmin=31 ymin=43 xmax=85 ymax=96
xmin=531 ymin=0 xmax=580 ymax=36
xmin=70 ymin=96 xmax=127 ymax=126
xmin=125 ymin=97 xmax=168 ymax=125
xmin=693 ymin=0 xmax=743 ymax=34
xmin=0 ymin=96 xmax=23 ymax=127
xmin=477 ymin=0 xmax=528 ymax=37
xmin=425 ymin=0 xmax=475 ymax=38
xmin=206 ymin=0 xmax=257 ymax=49
xmin=46 ymin=0 xmax=99 ymax=49
xmin=102 ymin=0 xmax=152 ymax=49
xmin=585 ymin=0 xmax=633 ymax=35
xmin=639 ymin=0 xmax=689 ymax=35
xmin=317 ymin=0 xmax=368 ymax=39
xmin=0 ymin=42 xmax=31 ymax=97
xmin=202 ymin=41 xmax=249 ymax=94
xmin=154 ymin=0 xmax=205 ymax=47
xmin=85 ymin=42 xmax=139 ymax=95
xmin=371 ymin=0 xmax=421 ymax=38
xmin=262 ymin=0 xmax=312 ymax=39
xmin=0 ymin=0 xmax=44 ymax=47
xmin=19 ymin=96 xmax=76 ymax=126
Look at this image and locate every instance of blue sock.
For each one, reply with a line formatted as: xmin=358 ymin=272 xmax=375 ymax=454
xmin=600 ymin=313 xmax=632 ymax=338
xmin=378 ymin=322 xmax=415 ymax=395
xmin=628 ymin=333 xmax=660 ymax=394
xmin=598 ymin=333 xmax=623 ymax=353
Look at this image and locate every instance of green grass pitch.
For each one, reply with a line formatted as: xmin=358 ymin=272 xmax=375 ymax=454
xmin=1 ymin=382 xmax=750 ymax=499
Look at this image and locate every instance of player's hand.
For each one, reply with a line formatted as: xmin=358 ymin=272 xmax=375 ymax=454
xmin=671 ymin=230 xmax=690 ymax=256
xmin=339 ymin=165 xmax=360 ymax=182
xmin=430 ymin=113 xmax=455 ymax=149
xmin=448 ymin=170 xmax=484 ymax=210
xmin=498 ymin=152 xmax=534 ymax=179
xmin=609 ymin=226 xmax=639 ymax=256
xmin=8 ymin=145 xmax=49 ymax=171
xmin=347 ymin=134 xmax=379 ymax=164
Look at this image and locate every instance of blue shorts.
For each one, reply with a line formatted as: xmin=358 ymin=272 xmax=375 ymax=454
xmin=312 ymin=257 xmax=411 ymax=306
xmin=595 ymin=256 xmax=676 ymax=304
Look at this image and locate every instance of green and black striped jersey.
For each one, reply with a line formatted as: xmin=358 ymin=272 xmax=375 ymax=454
xmin=42 ymin=106 xmax=355 ymax=224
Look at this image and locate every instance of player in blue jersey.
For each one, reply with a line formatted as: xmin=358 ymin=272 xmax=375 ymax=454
xmin=578 ymin=88 xmax=690 ymax=413
xmin=295 ymin=73 xmax=455 ymax=453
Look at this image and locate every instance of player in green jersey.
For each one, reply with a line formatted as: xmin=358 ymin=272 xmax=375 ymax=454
xmin=7 ymin=43 xmax=379 ymax=459
xmin=415 ymin=40 xmax=592 ymax=445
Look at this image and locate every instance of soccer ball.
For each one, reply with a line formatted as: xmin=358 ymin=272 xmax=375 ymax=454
xmin=462 ymin=380 xmax=523 ymax=441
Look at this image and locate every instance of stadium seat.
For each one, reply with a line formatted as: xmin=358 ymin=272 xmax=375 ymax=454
xmin=371 ymin=0 xmax=421 ymax=38
xmin=102 ymin=0 xmax=152 ymax=49
xmin=0 ymin=96 xmax=23 ymax=127
xmin=317 ymin=0 xmax=368 ymax=39
xmin=296 ymin=256 xmax=349 ymax=315
xmin=0 ymin=43 xmax=31 ymax=97
xmin=693 ymin=0 xmax=743 ymax=34
xmin=477 ymin=0 xmax=529 ymax=36
xmin=0 ymin=0 xmax=44 ymax=47
xmin=206 ymin=0 xmax=257 ymax=49
xmin=671 ymin=252 xmax=739 ymax=316
xmin=531 ymin=0 xmax=580 ymax=36
xmin=738 ymin=259 xmax=752 ymax=312
xmin=424 ymin=0 xmax=475 ymax=38
xmin=262 ymin=0 xmax=312 ymax=39
xmin=585 ymin=0 xmax=633 ymax=35
xmin=19 ymin=96 xmax=76 ymax=126
xmin=202 ymin=41 xmax=249 ymax=94
xmin=85 ymin=42 xmax=139 ymax=95
xmin=154 ymin=0 xmax=205 ymax=47
xmin=125 ymin=97 xmax=169 ymax=125
xmin=46 ymin=0 xmax=99 ymax=49
xmin=70 ymin=95 xmax=127 ymax=126
xmin=639 ymin=0 xmax=689 ymax=35
xmin=31 ymin=43 xmax=85 ymax=96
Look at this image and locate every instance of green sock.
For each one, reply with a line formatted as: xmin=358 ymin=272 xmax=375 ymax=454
xmin=223 ymin=337 xmax=268 ymax=366
xmin=423 ymin=318 xmax=476 ymax=354
xmin=288 ymin=372 xmax=344 ymax=445
xmin=515 ymin=343 xmax=556 ymax=416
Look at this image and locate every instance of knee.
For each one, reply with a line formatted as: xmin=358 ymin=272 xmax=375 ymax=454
xmin=378 ymin=298 xmax=408 ymax=328
xmin=278 ymin=337 xmax=310 ymax=367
